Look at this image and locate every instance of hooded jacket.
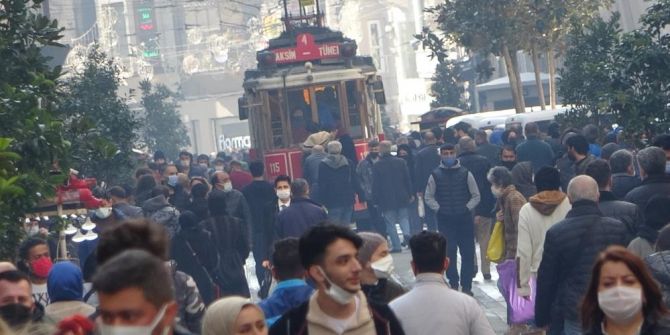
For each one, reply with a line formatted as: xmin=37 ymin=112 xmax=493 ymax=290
xmin=143 ymin=194 xmax=180 ymax=238
xmin=516 ymin=191 xmax=571 ymax=296
xmin=45 ymin=262 xmax=95 ymax=322
xmin=317 ymin=154 xmax=364 ymax=208
xmin=511 ymin=162 xmax=536 ymax=200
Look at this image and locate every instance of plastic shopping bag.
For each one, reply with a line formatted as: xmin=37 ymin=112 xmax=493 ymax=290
xmin=417 ymin=196 xmax=425 ymax=218
xmin=496 ymin=259 xmax=536 ymax=324
xmin=486 ymin=221 xmax=505 ymax=263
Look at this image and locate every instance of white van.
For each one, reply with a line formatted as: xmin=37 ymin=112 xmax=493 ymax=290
xmin=445 ymin=109 xmax=518 ymax=129
xmin=504 ymin=107 xmax=570 ymax=135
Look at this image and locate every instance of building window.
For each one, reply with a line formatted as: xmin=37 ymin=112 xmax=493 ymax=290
xmin=368 ymin=21 xmax=385 ymax=72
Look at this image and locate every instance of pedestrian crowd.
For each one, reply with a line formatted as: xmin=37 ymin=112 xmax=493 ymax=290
xmin=3 ymin=122 xmax=670 ymax=335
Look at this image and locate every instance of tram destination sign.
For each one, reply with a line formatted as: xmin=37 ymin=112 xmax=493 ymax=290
xmin=272 ymin=33 xmax=340 ymax=64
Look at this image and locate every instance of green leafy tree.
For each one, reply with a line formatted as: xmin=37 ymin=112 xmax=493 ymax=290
xmin=60 ymin=45 xmax=140 ymax=185
xmin=139 ymin=80 xmax=190 ymax=160
xmin=429 ymin=61 xmax=468 ymax=110
xmin=0 ymin=0 xmax=70 ymax=259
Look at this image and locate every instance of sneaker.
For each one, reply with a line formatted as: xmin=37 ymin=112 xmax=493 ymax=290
xmin=483 ymin=274 xmax=492 ymax=281
xmin=462 ymin=289 xmax=474 ymax=297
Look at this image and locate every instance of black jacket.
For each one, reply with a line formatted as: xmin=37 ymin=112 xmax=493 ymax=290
xmin=476 ymin=143 xmax=501 ymax=166
xmin=269 ymin=298 xmax=405 ymax=335
xmin=206 ymin=215 xmax=251 ymax=297
xmin=415 ymin=144 xmax=440 ymax=193
xmin=318 ymin=155 xmax=364 ymax=208
xmin=516 ymin=136 xmax=555 ymax=172
xmin=535 ymin=201 xmax=629 ymax=329
xmin=372 ymin=155 xmax=413 ymax=210
xmin=170 ymin=227 xmax=219 ymax=304
xmin=646 ymin=251 xmax=670 ymax=309
xmin=599 ymin=191 xmax=642 ymax=241
xmin=242 ymin=180 xmax=277 ymax=258
xmin=625 ymin=175 xmax=670 ymax=213
xmin=611 ymin=173 xmax=642 ymax=200
xmin=276 ymin=198 xmax=328 ymax=239
xmin=459 ymin=152 xmax=495 ymax=217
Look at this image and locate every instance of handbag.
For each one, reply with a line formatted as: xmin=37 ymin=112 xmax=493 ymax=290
xmin=497 ymin=259 xmax=536 ymax=324
xmin=486 ymin=220 xmax=505 ymax=263
xmin=184 ymin=240 xmax=221 ymax=300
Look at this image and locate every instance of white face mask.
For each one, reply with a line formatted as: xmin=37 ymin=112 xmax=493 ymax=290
xmin=95 ymin=207 xmax=112 ymax=219
xmin=25 ymin=225 xmax=39 ymax=237
xmin=317 ymin=266 xmax=356 ymax=305
xmin=276 ymin=189 xmax=291 ymax=201
xmin=222 ymin=182 xmax=233 ymax=192
xmin=215 ymin=165 xmax=224 ymax=172
xmin=97 ymin=304 xmax=169 ymax=335
xmin=491 ymin=186 xmax=502 ymax=198
xmin=598 ymin=286 xmax=643 ymax=323
xmin=371 ymin=255 xmax=394 ymax=279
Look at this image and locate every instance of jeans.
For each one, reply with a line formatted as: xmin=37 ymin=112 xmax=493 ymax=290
xmin=408 ymin=199 xmax=422 ymax=235
xmin=438 ymin=211 xmax=475 ymax=291
xmin=474 ymin=216 xmax=493 ymax=276
xmin=562 ymin=319 xmax=582 ymax=335
xmin=383 ymin=207 xmax=410 ymax=251
xmin=327 ymin=206 xmax=353 ymax=225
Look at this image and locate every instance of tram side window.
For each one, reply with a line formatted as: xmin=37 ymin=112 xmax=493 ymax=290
xmin=346 ymin=81 xmax=363 ymax=139
xmin=268 ymin=90 xmax=284 ymax=148
xmin=315 ymin=86 xmax=341 ymax=132
xmin=287 ymin=89 xmax=315 ymax=145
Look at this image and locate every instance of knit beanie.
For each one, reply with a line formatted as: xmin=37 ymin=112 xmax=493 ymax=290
xmin=534 ymin=167 xmax=561 ymax=192
xmin=202 ymin=296 xmax=262 ymax=335
xmin=357 ymin=232 xmax=387 ymax=266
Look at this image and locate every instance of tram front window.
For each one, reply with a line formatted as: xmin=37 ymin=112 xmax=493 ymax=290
xmin=316 ymin=86 xmax=340 ymax=131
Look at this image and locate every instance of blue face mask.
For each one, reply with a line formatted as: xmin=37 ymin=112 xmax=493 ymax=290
xmin=442 ymin=157 xmax=456 ymax=167
xmin=167 ymin=175 xmax=178 ymax=187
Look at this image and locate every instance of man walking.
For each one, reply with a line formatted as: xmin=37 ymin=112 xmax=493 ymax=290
xmin=318 ymin=141 xmax=364 ymax=225
xmin=566 ymin=134 xmax=595 ymax=176
xmin=276 ymin=179 xmax=328 ymax=238
xmin=516 ymin=122 xmax=555 ymax=171
xmin=415 ymin=131 xmax=441 ymax=231
xmin=373 ymin=140 xmax=414 ymax=252
xmin=356 ymin=140 xmax=384 ymax=234
xmin=424 ymin=143 xmax=480 ymax=295
xmin=390 ymin=231 xmax=495 ymax=335
xmin=609 ymin=149 xmax=641 ymax=199
xmin=625 ymin=146 xmax=670 ymax=210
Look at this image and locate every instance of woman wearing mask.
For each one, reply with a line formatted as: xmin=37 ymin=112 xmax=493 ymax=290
xmin=582 ymin=246 xmax=670 ymax=334
xmin=357 ymin=232 xmax=406 ymax=305
xmin=202 ymin=296 xmax=267 ymax=335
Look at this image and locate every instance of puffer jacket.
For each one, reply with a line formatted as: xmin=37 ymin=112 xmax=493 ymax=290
xmin=599 ymin=191 xmax=642 ymax=242
xmin=535 ymin=200 xmax=629 ymax=331
xmin=625 ymin=175 xmax=670 ymax=214
xmin=143 ymin=195 xmax=180 ymax=238
xmin=646 ymin=251 xmax=670 ymax=309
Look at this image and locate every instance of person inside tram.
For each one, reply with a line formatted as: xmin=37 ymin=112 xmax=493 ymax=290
xmin=316 ymin=87 xmax=339 ymax=131
xmin=290 ymin=107 xmax=310 ymax=145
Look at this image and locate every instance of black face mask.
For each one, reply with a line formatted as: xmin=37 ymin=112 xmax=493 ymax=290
xmin=368 ymin=152 xmax=379 ymax=159
xmin=501 ymin=161 xmax=517 ymax=170
xmin=0 ymin=304 xmax=32 ymax=326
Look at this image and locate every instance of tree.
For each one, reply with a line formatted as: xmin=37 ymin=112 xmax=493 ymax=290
xmin=0 ymin=0 xmax=70 ymax=259
xmin=139 ymin=80 xmax=190 ymax=160
xmin=421 ymin=0 xmax=528 ymax=113
xmin=429 ymin=61 xmax=469 ymax=110
xmin=60 ymin=45 xmax=140 ymax=185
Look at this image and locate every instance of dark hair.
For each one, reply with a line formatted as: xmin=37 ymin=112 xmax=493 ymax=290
xmin=547 ymin=122 xmax=561 ymax=138
xmin=135 ymin=174 xmax=158 ymax=204
xmin=93 ymin=249 xmax=174 ymax=309
xmin=454 ymin=122 xmax=470 ymax=132
xmin=609 ymin=149 xmax=633 ymax=174
xmin=190 ymin=183 xmax=208 ymax=199
xmin=96 ymin=220 xmax=170 ymax=265
xmin=645 ymin=196 xmax=670 ymax=231
xmin=197 ymin=154 xmax=209 ymax=163
xmin=179 ymin=151 xmax=193 ymax=160
xmin=152 ymin=185 xmax=170 ymax=198
xmin=431 ymin=126 xmax=443 ymax=141
xmin=439 ymin=143 xmax=455 ymax=152
xmin=272 ymin=238 xmax=304 ymax=281
xmin=299 ymin=224 xmax=363 ymax=269
xmin=524 ymin=122 xmax=539 ymax=136
xmin=501 ymin=145 xmax=516 ymax=155
xmin=585 ymin=159 xmax=611 ymax=189
xmin=249 ymin=161 xmax=265 ymax=178
xmin=108 ymin=186 xmax=127 ymax=199
xmin=291 ymin=178 xmax=309 ymax=198
xmin=135 ymin=168 xmax=154 ymax=180
xmin=17 ymin=237 xmax=48 ymax=273
xmin=178 ymin=211 xmax=199 ymax=230
xmin=153 ymin=150 xmax=165 ymax=160
xmin=582 ymin=124 xmax=599 ymax=143
xmin=601 ymin=143 xmax=621 ymax=161
xmin=581 ymin=246 xmax=667 ymax=331
xmin=0 ymin=270 xmax=31 ymax=286
xmin=208 ymin=190 xmax=228 ymax=216
xmin=534 ymin=167 xmax=561 ymax=192
xmin=274 ymin=175 xmax=291 ymax=188
xmin=409 ymin=231 xmax=447 ymax=273
xmin=652 ymin=134 xmax=670 ymax=150
xmin=566 ymin=135 xmax=589 ymax=155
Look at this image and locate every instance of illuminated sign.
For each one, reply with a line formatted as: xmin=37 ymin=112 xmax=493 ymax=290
xmin=271 ymin=33 xmax=341 ymax=64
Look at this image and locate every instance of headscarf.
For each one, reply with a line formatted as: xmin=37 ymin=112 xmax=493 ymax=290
xmin=202 ymin=296 xmax=263 ymax=335
xmin=511 ymin=161 xmax=536 ymax=200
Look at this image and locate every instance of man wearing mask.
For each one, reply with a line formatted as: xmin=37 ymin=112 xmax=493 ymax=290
xmin=270 ymin=224 xmax=404 ymax=335
xmin=210 ymin=170 xmax=252 ymax=237
xmin=424 ymin=143 xmax=480 ymax=295
xmin=415 ymin=131 xmax=441 ymax=232
xmin=17 ymin=238 xmax=52 ymax=307
xmin=498 ymin=145 xmax=517 ymax=171
xmin=356 ymin=140 xmax=382 ymax=233
xmin=0 ymin=270 xmax=49 ymax=331
xmin=276 ymin=179 xmax=327 ymax=239
xmin=94 ymin=250 xmax=191 ymax=335
xmin=178 ymin=151 xmax=193 ymax=176
xmin=242 ymin=161 xmax=277 ymax=285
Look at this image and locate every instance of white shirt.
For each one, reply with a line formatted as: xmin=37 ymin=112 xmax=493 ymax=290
xmin=321 ymin=296 xmax=361 ymax=335
xmin=32 ymin=282 xmax=49 ymax=306
xmin=390 ymin=273 xmax=495 ymax=335
xmin=278 ymin=199 xmax=291 ymax=211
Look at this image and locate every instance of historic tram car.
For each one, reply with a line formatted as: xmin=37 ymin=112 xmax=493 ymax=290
xmin=239 ymin=0 xmax=386 ymax=180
